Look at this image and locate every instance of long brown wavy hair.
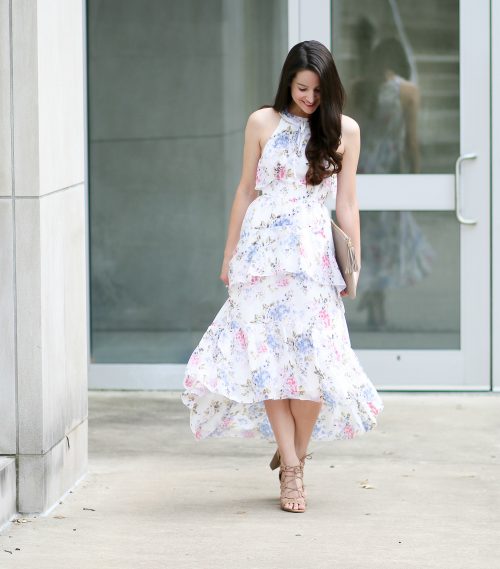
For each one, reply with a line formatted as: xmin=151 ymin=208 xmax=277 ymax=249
xmin=269 ymin=40 xmax=346 ymax=185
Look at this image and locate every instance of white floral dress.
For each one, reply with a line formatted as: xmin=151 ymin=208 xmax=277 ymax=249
xmin=181 ymin=107 xmax=384 ymax=441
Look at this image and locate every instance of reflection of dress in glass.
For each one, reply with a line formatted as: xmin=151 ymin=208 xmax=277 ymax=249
xmin=181 ymin=108 xmax=384 ymax=441
xmin=356 ymin=74 xmax=434 ymax=294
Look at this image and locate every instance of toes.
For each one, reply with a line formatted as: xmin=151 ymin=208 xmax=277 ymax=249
xmin=284 ymin=499 xmax=305 ymax=511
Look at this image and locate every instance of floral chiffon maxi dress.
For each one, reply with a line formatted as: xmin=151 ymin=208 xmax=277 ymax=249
xmin=181 ymin=108 xmax=384 ymax=441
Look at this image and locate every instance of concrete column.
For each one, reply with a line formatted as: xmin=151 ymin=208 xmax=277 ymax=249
xmin=0 ymin=0 xmax=88 ymax=514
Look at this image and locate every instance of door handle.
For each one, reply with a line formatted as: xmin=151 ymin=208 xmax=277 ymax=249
xmin=454 ymin=153 xmax=477 ymax=225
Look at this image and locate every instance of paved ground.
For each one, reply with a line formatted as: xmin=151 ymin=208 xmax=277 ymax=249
xmin=1 ymin=391 xmax=499 ymax=569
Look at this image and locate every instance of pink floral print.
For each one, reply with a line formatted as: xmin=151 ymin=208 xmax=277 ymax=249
xmin=181 ymin=108 xmax=384 ymax=441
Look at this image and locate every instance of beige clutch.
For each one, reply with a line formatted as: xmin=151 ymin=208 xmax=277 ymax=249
xmin=330 ymin=219 xmax=360 ymax=299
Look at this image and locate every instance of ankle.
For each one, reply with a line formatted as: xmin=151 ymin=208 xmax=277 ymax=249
xmin=280 ymin=451 xmax=300 ymax=466
xmin=295 ymin=449 xmax=307 ymax=461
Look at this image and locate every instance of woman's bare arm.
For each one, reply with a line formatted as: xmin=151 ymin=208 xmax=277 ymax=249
xmin=220 ymin=110 xmax=266 ymax=284
xmin=336 ymin=115 xmax=362 ymax=291
xmin=400 ymin=81 xmax=421 ymax=173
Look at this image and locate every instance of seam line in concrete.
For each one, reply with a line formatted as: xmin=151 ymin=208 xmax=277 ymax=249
xmin=0 ymin=182 xmax=85 ymax=200
xmin=22 ymin=416 xmax=89 ymax=458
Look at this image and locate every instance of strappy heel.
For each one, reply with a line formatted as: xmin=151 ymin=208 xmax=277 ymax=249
xmin=269 ymin=448 xmax=281 ymax=470
xmin=270 ymin=449 xmax=312 ymax=499
xmin=270 ymin=449 xmax=313 ymax=471
xmin=279 ymin=463 xmax=306 ymax=513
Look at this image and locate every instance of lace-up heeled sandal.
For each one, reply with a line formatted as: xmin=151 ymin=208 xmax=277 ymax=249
xmin=270 ymin=449 xmax=312 ymax=498
xmin=270 ymin=449 xmax=313 ymax=472
xmin=269 ymin=448 xmax=281 ymax=471
xmin=279 ymin=463 xmax=306 ymax=513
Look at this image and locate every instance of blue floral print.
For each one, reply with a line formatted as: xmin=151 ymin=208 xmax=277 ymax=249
xmin=181 ymin=107 xmax=384 ymax=441
xmin=268 ymin=303 xmax=289 ymax=321
xmin=296 ymin=334 xmax=313 ymax=354
xmin=253 ymin=368 xmax=271 ymax=388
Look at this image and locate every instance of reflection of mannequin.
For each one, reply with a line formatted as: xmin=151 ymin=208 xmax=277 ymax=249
xmin=349 ymin=35 xmax=435 ymax=329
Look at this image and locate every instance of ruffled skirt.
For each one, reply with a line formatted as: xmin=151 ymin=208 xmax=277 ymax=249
xmin=181 ymin=270 xmax=384 ymax=441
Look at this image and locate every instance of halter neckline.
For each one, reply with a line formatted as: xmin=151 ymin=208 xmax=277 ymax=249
xmin=281 ymin=107 xmax=310 ymax=125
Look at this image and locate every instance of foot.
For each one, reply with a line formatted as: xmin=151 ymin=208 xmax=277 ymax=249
xmin=273 ymin=450 xmax=311 ymax=500
xmin=279 ymin=463 xmax=306 ymax=513
xmin=299 ymin=452 xmax=312 ymax=499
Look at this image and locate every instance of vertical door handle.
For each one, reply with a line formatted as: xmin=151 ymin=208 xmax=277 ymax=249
xmin=454 ymin=153 xmax=477 ymax=225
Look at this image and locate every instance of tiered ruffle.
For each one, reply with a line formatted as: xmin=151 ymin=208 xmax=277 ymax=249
xmin=181 ymin=271 xmax=384 ymax=441
xmin=228 ymin=195 xmax=346 ymax=294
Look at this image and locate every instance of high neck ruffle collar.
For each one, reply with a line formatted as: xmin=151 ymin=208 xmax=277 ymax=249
xmin=281 ymin=107 xmax=310 ymax=126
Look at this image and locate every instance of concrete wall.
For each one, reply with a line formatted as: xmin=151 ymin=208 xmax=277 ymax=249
xmin=0 ymin=458 xmax=16 ymax=528
xmin=87 ymin=0 xmax=287 ymax=362
xmin=0 ymin=0 xmax=88 ymax=513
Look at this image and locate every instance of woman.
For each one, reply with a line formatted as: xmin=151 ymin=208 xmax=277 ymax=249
xmin=350 ymin=36 xmax=435 ymax=328
xmin=181 ymin=40 xmax=384 ymax=513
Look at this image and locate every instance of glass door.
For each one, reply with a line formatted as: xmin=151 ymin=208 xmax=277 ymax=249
xmin=87 ymin=0 xmax=289 ymax=388
xmin=297 ymin=0 xmax=490 ymax=388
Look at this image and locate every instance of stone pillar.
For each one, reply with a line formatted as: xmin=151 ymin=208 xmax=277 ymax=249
xmin=0 ymin=0 xmax=88 ymax=514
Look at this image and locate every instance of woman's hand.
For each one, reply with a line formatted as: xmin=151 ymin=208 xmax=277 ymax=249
xmin=340 ymin=289 xmax=348 ymax=297
xmin=219 ymin=252 xmax=234 ymax=287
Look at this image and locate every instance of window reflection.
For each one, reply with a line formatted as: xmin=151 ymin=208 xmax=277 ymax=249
xmin=332 ymin=1 xmax=460 ymax=348
xmin=333 ymin=0 xmax=459 ymax=174
xmin=356 ymin=210 xmax=435 ymax=331
xmin=88 ymin=0 xmax=288 ymax=363
xmin=345 ymin=212 xmax=459 ymax=350
xmin=353 ymin=36 xmax=420 ymax=174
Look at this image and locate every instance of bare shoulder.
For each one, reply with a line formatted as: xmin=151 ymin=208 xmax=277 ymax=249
xmin=247 ymin=107 xmax=281 ymax=150
xmin=248 ymin=106 xmax=280 ymax=127
xmin=338 ymin=114 xmax=360 ymax=156
xmin=340 ymin=114 xmax=360 ymax=137
xmin=399 ymin=79 xmax=419 ymax=103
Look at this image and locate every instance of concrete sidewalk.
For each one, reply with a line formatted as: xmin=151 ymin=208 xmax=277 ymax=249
xmin=1 ymin=391 xmax=499 ymax=569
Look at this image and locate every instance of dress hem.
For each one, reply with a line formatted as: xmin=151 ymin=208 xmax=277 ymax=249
xmin=180 ymin=385 xmax=384 ymax=442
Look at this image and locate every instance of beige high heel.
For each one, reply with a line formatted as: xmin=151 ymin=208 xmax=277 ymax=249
xmin=270 ymin=449 xmax=312 ymax=498
xmin=269 ymin=448 xmax=281 ymax=470
xmin=270 ymin=449 xmax=313 ymax=471
xmin=279 ymin=462 xmax=306 ymax=513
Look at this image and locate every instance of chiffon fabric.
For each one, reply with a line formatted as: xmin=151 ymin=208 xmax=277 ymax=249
xmin=181 ymin=107 xmax=384 ymax=441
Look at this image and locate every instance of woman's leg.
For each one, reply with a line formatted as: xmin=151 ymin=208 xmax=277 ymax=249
xmin=264 ymin=399 xmax=322 ymax=460
xmin=263 ymin=399 xmax=299 ymax=465
xmin=289 ymin=399 xmax=322 ymax=459
xmin=264 ymin=399 xmax=304 ymax=511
